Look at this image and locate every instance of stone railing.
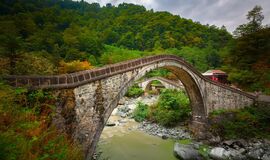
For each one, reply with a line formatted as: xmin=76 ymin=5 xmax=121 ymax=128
xmin=2 ymin=55 xmax=256 ymax=99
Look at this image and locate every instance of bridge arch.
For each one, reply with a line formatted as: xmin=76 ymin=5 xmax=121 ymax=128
xmin=144 ymin=79 xmax=166 ymax=93
xmin=81 ymin=61 xmax=207 ymax=159
xmin=4 ymin=55 xmax=255 ymax=160
xmin=137 ymin=76 xmax=184 ymax=93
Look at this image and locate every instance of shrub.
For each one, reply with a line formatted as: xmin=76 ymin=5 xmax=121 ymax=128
xmin=126 ymin=84 xmax=144 ymax=98
xmin=209 ymin=106 xmax=270 ymax=139
xmin=133 ymin=102 xmax=149 ymax=122
xmin=0 ymin=57 xmax=10 ymax=75
xmin=14 ymin=52 xmax=57 ymax=75
xmin=144 ymin=68 xmax=171 ymax=78
xmin=58 ymin=60 xmax=93 ymax=74
xmin=0 ymin=82 xmax=84 ymax=159
xmin=149 ymin=89 xmax=191 ymax=127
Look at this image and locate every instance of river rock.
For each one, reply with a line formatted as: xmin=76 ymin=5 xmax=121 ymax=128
xmin=262 ymin=153 xmax=270 ymax=160
xmin=118 ymin=119 xmax=127 ymax=123
xmin=247 ymin=148 xmax=264 ymax=159
xmin=209 ymin=147 xmax=230 ymax=160
xmin=223 ymin=140 xmax=234 ymax=146
xmin=118 ymin=98 xmax=125 ymax=105
xmin=106 ymin=122 xmax=116 ymax=127
xmin=209 ymin=136 xmax=221 ymax=144
xmin=173 ymin=143 xmax=202 ymax=160
xmin=138 ymin=121 xmax=192 ymax=140
xmin=162 ymin=135 xmax=168 ymax=139
xmin=227 ymin=148 xmax=246 ymax=160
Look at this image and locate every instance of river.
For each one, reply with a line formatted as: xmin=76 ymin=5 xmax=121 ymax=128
xmin=97 ymin=96 xmax=178 ymax=160
xmin=96 ymin=95 xmax=270 ymax=160
xmin=98 ymin=116 xmax=178 ymax=160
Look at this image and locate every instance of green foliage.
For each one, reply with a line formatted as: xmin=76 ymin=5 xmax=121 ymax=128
xmin=99 ymin=45 xmax=151 ymax=65
xmin=209 ymin=106 xmax=270 ymax=139
xmin=0 ymin=82 xmax=84 ymax=159
xmin=133 ymin=102 xmax=149 ymax=122
xmin=150 ymin=80 xmax=162 ymax=86
xmin=149 ymin=89 xmax=191 ymax=127
xmin=209 ymin=109 xmax=227 ymax=116
xmin=39 ymin=136 xmax=68 ymax=160
xmin=0 ymin=0 xmax=231 ymax=75
xmin=233 ymin=5 xmax=264 ymax=37
xmin=144 ymin=68 xmax=171 ymax=78
xmin=126 ymin=84 xmax=144 ymax=98
xmin=165 ymin=46 xmax=220 ymax=72
xmin=131 ymin=89 xmax=191 ymax=126
xmin=223 ymin=6 xmax=270 ymax=94
xmin=178 ymin=139 xmax=192 ymax=145
xmin=13 ymin=52 xmax=57 ymax=75
xmin=198 ymin=144 xmax=210 ymax=160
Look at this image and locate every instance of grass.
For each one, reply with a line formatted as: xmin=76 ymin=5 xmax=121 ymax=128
xmin=178 ymin=139 xmax=192 ymax=145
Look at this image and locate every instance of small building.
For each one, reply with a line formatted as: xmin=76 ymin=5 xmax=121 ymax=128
xmin=202 ymin=70 xmax=228 ymax=84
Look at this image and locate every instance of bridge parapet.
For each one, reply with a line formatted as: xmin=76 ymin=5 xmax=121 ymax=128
xmin=3 ymin=54 xmax=255 ymax=99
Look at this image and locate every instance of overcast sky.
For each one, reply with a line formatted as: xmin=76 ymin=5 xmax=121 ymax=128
xmin=83 ymin=0 xmax=270 ymax=32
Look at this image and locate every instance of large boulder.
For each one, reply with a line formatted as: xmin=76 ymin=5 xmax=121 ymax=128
xmin=209 ymin=147 xmax=230 ymax=160
xmin=247 ymin=148 xmax=264 ymax=159
xmin=173 ymin=143 xmax=202 ymax=160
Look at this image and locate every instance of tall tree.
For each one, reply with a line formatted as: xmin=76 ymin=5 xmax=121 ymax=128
xmin=233 ymin=5 xmax=264 ymax=37
xmin=225 ymin=5 xmax=270 ymax=93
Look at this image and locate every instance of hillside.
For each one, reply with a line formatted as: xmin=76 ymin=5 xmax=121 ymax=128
xmin=0 ymin=0 xmax=231 ymax=75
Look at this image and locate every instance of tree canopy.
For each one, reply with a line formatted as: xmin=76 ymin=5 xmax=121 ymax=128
xmin=0 ymin=0 xmax=231 ymax=72
xmin=223 ymin=5 xmax=270 ymax=94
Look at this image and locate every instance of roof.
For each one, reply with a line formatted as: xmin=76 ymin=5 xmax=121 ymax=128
xmin=202 ymin=70 xmax=227 ymax=76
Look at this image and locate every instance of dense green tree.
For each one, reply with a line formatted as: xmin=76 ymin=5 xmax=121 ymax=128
xmin=224 ymin=5 xmax=270 ymax=93
xmin=233 ymin=5 xmax=264 ymax=37
xmin=0 ymin=20 xmax=22 ymax=74
xmin=0 ymin=0 xmax=232 ymax=75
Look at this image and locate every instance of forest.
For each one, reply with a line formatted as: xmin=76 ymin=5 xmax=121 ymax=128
xmin=0 ymin=0 xmax=269 ymax=92
xmin=0 ymin=1 xmax=269 ymax=159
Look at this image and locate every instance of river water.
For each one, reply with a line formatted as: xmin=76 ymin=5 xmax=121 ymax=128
xmin=97 ymin=95 xmax=179 ymax=160
xmin=98 ymin=115 xmax=178 ymax=160
xmin=98 ymin=130 xmax=177 ymax=160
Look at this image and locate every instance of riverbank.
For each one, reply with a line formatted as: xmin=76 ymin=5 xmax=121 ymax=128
xmin=97 ymin=95 xmax=270 ymax=160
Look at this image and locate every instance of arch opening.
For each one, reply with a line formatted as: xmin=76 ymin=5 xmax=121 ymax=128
xmin=86 ymin=61 xmax=207 ymax=159
xmin=144 ymin=80 xmax=166 ymax=94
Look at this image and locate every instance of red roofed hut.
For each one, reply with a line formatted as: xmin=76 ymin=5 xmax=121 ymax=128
xmin=202 ymin=70 xmax=228 ymax=84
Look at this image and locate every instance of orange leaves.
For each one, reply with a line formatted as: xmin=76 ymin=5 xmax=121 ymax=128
xmin=58 ymin=60 xmax=93 ymax=74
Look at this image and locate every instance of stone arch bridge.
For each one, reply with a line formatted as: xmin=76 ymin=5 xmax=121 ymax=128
xmin=136 ymin=76 xmax=185 ymax=92
xmin=4 ymin=55 xmax=256 ymax=160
